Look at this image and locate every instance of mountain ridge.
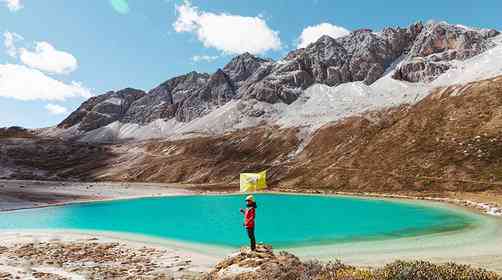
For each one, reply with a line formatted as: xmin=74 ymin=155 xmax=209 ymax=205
xmin=52 ymin=21 xmax=500 ymax=142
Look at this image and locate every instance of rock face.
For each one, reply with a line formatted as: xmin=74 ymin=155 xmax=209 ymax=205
xmin=393 ymin=22 xmax=500 ymax=82
xmin=238 ymin=24 xmax=423 ymax=104
xmin=59 ymin=88 xmax=145 ymax=131
xmin=223 ymin=52 xmax=271 ymax=87
xmin=122 ymin=71 xmax=210 ymax=124
xmin=58 ymin=21 xmax=500 ymax=134
xmin=392 ymin=59 xmax=451 ymax=82
xmin=175 ymin=69 xmax=236 ymax=122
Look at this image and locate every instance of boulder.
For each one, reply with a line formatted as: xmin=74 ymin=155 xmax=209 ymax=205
xmin=393 ymin=22 xmax=500 ymax=82
xmin=392 ymin=59 xmax=450 ymax=82
xmin=201 ymin=244 xmax=307 ymax=280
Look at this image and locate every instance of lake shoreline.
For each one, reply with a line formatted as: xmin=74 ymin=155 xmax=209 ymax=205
xmin=1 ymin=179 xmax=502 ymax=275
xmin=1 ymin=179 xmax=501 ymax=218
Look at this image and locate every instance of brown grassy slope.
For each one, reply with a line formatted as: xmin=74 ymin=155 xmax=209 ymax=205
xmin=0 ymin=127 xmax=34 ymax=139
xmin=0 ymin=126 xmax=300 ymax=184
xmin=278 ymin=76 xmax=502 ymax=193
xmin=0 ymin=137 xmax=116 ymax=180
xmin=100 ymin=127 xmax=300 ymax=184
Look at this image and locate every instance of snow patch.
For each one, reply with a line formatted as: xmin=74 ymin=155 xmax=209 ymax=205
xmin=432 ymin=35 xmax=502 ymax=87
xmin=76 ymin=100 xmax=285 ymax=142
xmin=37 ymin=125 xmax=83 ymax=140
xmin=277 ymin=74 xmax=427 ymax=130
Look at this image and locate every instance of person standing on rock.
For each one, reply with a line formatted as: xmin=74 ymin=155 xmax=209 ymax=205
xmin=240 ymin=195 xmax=257 ymax=251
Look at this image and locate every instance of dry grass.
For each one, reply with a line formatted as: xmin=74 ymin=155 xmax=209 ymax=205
xmin=306 ymin=260 xmax=501 ymax=280
xmin=0 ymin=126 xmax=34 ymax=139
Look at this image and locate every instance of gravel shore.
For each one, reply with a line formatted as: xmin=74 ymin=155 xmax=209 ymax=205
xmin=0 ymin=231 xmax=220 ymax=279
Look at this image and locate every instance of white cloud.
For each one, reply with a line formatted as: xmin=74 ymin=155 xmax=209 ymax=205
xmin=173 ymin=1 xmax=281 ymax=55
xmin=0 ymin=64 xmax=92 ymax=101
xmin=191 ymin=54 xmax=218 ymax=62
xmin=19 ymin=42 xmax=78 ymax=74
xmin=3 ymin=31 xmax=23 ymax=57
xmin=2 ymin=0 xmax=22 ymax=11
xmin=3 ymin=32 xmax=78 ymax=75
xmin=297 ymin=22 xmax=350 ymax=48
xmin=45 ymin=103 xmax=68 ymax=115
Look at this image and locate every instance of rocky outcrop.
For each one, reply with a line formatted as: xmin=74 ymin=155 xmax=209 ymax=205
xmin=122 ymin=71 xmax=210 ymax=124
xmin=201 ymin=245 xmax=308 ymax=280
xmin=176 ymin=69 xmax=236 ymax=122
xmin=223 ymin=53 xmax=271 ymax=87
xmin=58 ymin=88 xmax=145 ymax=131
xmin=392 ymin=59 xmax=451 ymax=82
xmin=393 ymin=22 xmax=500 ymax=82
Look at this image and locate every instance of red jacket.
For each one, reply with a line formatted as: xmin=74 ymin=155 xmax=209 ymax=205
xmin=244 ymin=207 xmax=255 ymax=228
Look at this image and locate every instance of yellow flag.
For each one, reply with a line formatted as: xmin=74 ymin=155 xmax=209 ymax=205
xmin=240 ymin=170 xmax=267 ymax=192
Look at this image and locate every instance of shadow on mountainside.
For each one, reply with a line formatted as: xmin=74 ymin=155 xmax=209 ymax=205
xmin=0 ymin=134 xmax=118 ymax=181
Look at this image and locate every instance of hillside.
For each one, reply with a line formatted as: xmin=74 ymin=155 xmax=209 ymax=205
xmin=98 ymin=75 xmax=502 ymax=193
xmin=2 ymin=75 xmax=502 ymax=195
xmin=281 ymin=76 xmax=502 ymax=192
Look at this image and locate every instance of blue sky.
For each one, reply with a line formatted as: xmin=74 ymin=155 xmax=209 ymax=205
xmin=0 ymin=0 xmax=501 ymax=128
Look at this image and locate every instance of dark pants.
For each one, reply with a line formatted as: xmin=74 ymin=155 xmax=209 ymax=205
xmin=246 ymin=227 xmax=256 ymax=251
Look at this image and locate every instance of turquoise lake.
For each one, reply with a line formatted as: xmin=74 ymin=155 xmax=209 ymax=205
xmin=0 ymin=194 xmax=476 ymax=248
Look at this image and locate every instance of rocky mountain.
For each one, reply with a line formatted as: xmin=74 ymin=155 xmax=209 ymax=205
xmin=54 ymin=21 xmax=500 ymax=141
xmin=239 ymin=23 xmax=422 ymax=104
